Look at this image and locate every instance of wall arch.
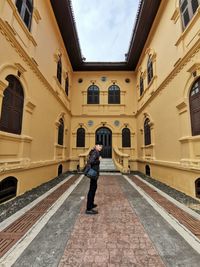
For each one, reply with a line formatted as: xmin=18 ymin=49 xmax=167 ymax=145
xmin=0 ymin=64 xmax=29 ymax=99
xmin=0 ymin=176 xmax=18 ymax=203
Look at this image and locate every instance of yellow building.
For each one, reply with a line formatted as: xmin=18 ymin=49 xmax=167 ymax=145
xmin=0 ymin=0 xmax=200 ymax=201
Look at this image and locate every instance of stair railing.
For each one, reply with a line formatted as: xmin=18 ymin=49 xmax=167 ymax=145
xmin=113 ymin=146 xmax=130 ymax=173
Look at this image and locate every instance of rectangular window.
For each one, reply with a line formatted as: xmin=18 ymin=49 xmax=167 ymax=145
xmin=181 ymin=0 xmax=200 ymax=29
xmin=15 ymin=0 xmax=33 ymax=31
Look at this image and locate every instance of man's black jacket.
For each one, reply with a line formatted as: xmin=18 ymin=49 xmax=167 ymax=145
xmin=87 ymin=148 xmax=100 ymax=172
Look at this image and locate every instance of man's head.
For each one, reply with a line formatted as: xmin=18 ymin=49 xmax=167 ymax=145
xmin=95 ymin=141 xmax=103 ymax=151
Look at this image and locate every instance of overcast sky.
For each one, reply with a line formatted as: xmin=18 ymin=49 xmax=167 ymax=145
xmin=71 ymin=0 xmax=140 ymax=62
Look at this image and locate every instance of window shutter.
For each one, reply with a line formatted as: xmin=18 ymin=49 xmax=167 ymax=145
xmin=108 ymin=85 xmax=120 ymax=104
xmin=76 ymin=128 xmax=85 ymax=147
xmin=58 ymin=119 xmax=64 ymax=145
xmin=190 ymin=78 xmax=200 ymax=136
xmin=0 ymin=75 xmax=24 ymax=135
xmin=57 ymin=58 xmax=62 ymax=84
xmin=122 ymin=128 xmax=131 ymax=147
xmin=65 ymin=77 xmax=69 ymax=96
xmin=144 ymin=119 xmax=151 ymax=146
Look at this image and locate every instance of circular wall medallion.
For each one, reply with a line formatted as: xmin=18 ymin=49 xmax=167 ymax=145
xmin=114 ymin=120 xmax=120 ymax=127
xmin=88 ymin=120 xmax=94 ymax=127
xmin=125 ymin=78 xmax=130 ymax=83
xmin=78 ymin=78 xmax=83 ymax=83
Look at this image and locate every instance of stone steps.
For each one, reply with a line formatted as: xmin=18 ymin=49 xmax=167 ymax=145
xmin=100 ymin=158 xmax=117 ymax=172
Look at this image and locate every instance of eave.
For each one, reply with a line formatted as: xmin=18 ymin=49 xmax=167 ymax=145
xmin=50 ymin=0 xmax=161 ymax=71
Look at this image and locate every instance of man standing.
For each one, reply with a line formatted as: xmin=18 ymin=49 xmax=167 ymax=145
xmin=85 ymin=141 xmax=103 ymax=215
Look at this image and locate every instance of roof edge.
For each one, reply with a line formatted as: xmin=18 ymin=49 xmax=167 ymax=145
xmin=50 ymin=0 xmax=162 ymax=71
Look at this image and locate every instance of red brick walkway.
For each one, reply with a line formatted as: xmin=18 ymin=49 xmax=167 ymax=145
xmin=129 ymin=175 xmax=200 ymax=239
xmin=58 ymin=176 xmax=166 ymax=267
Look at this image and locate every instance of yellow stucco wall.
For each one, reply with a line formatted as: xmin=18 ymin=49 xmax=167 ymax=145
xmin=69 ymin=71 xmax=137 ymax=170
xmin=135 ymin=0 xmax=200 ymax=198
xmin=0 ymin=0 xmax=200 ymax=199
xmin=0 ymin=0 xmax=72 ymax=194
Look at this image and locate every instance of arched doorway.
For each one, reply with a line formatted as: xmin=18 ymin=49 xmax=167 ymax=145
xmin=145 ymin=165 xmax=151 ymax=176
xmin=195 ymin=178 xmax=200 ymax=198
xmin=58 ymin=164 xmax=63 ymax=176
xmin=96 ymin=127 xmax=112 ymax=158
xmin=0 ymin=177 xmax=18 ymax=203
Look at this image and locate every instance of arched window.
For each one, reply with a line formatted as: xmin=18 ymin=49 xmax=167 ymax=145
xmin=180 ymin=0 xmax=200 ymax=29
xmin=140 ymin=76 xmax=144 ymax=96
xmin=58 ymin=118 xmax=64 ymax=145
xmin=76 ymin=128 xmax=85 ymax=147
xmin=144 ymin=118 xmax=151 ymax=146
xmin=108 ymin=84 xmax=120 ymax=104
xmin=122 ymin=128 xmax=131 ymax=147
xmin=147 ymin=56 xmax=153 ymax=84
xmin=16 ymin=0 xmax=33 ymax=30
xmin=0 ymin=75 xmax=24 ymax=135
xmin=195 ymin=178 xmax=200 ymax=198
xmin=190 ymin=78 xmax=200 ymax=136
xmin=57 ymin=56 xmax=62 ymax=84
xmin=87 ymin=85 xmax=99 ymax=104
xmin=65 ymin=76 xmax=69 ymax=96
xmin=0 ymin=177 xmax=18 ymax=203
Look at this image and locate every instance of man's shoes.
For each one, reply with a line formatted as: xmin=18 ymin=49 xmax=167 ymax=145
xmin=85 ymin=209 xmax=98 ymax=215
xmin=92 ymin=204 xmax=98 ymax=208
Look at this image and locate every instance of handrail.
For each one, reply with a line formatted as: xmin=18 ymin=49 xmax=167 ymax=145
xmin=79 ymin=146 xmax=130 ymax=173
xmin=113 ymin=146 xmax=130 ymax=173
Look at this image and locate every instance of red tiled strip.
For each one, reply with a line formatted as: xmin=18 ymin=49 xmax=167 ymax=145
xmin=129 ymin=175 xmax=200 ymax=239
xmin=0 ymin=175 xmax=79 ymax=258
xmin=58 ymin=176 xmax=166 ymax=266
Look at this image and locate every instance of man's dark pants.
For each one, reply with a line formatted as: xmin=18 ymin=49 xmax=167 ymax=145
xmin=87 ymin=179 xmax=97 ymax=210
xmin=86 ymin=168 xmax=99 ymax=210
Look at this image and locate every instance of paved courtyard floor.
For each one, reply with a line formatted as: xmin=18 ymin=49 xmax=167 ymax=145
xmin=1 ymin=174 xmax=200 ymax=266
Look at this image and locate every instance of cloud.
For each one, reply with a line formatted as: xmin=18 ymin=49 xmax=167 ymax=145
xmin=71 ymin=0 xmax=140 ymax=62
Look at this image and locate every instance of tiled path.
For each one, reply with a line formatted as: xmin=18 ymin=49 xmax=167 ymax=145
xmin=129 ymin=175 xmax=200 ymax=240
xmin=2 ymin=174 xmax=200 ymax=266
xmin=58 ymin=176 xmax=166 ymax=267
xmin=0 ymin=175 xmax=79 ymax=258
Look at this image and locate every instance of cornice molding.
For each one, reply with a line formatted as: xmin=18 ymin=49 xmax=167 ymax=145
xmin=137 ymin=158 xmax=200 ymax=173
xmin=0 ymin=158 xmax=69 ymax=174
xmin=71 ymin=114 xmax=136 ymax=118
xmin=0 ymin=131 xmax=32 ymax=143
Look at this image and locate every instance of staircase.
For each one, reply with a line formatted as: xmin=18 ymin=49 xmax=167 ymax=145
xmin=100 ymin=158 xmax=117 ymax=172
